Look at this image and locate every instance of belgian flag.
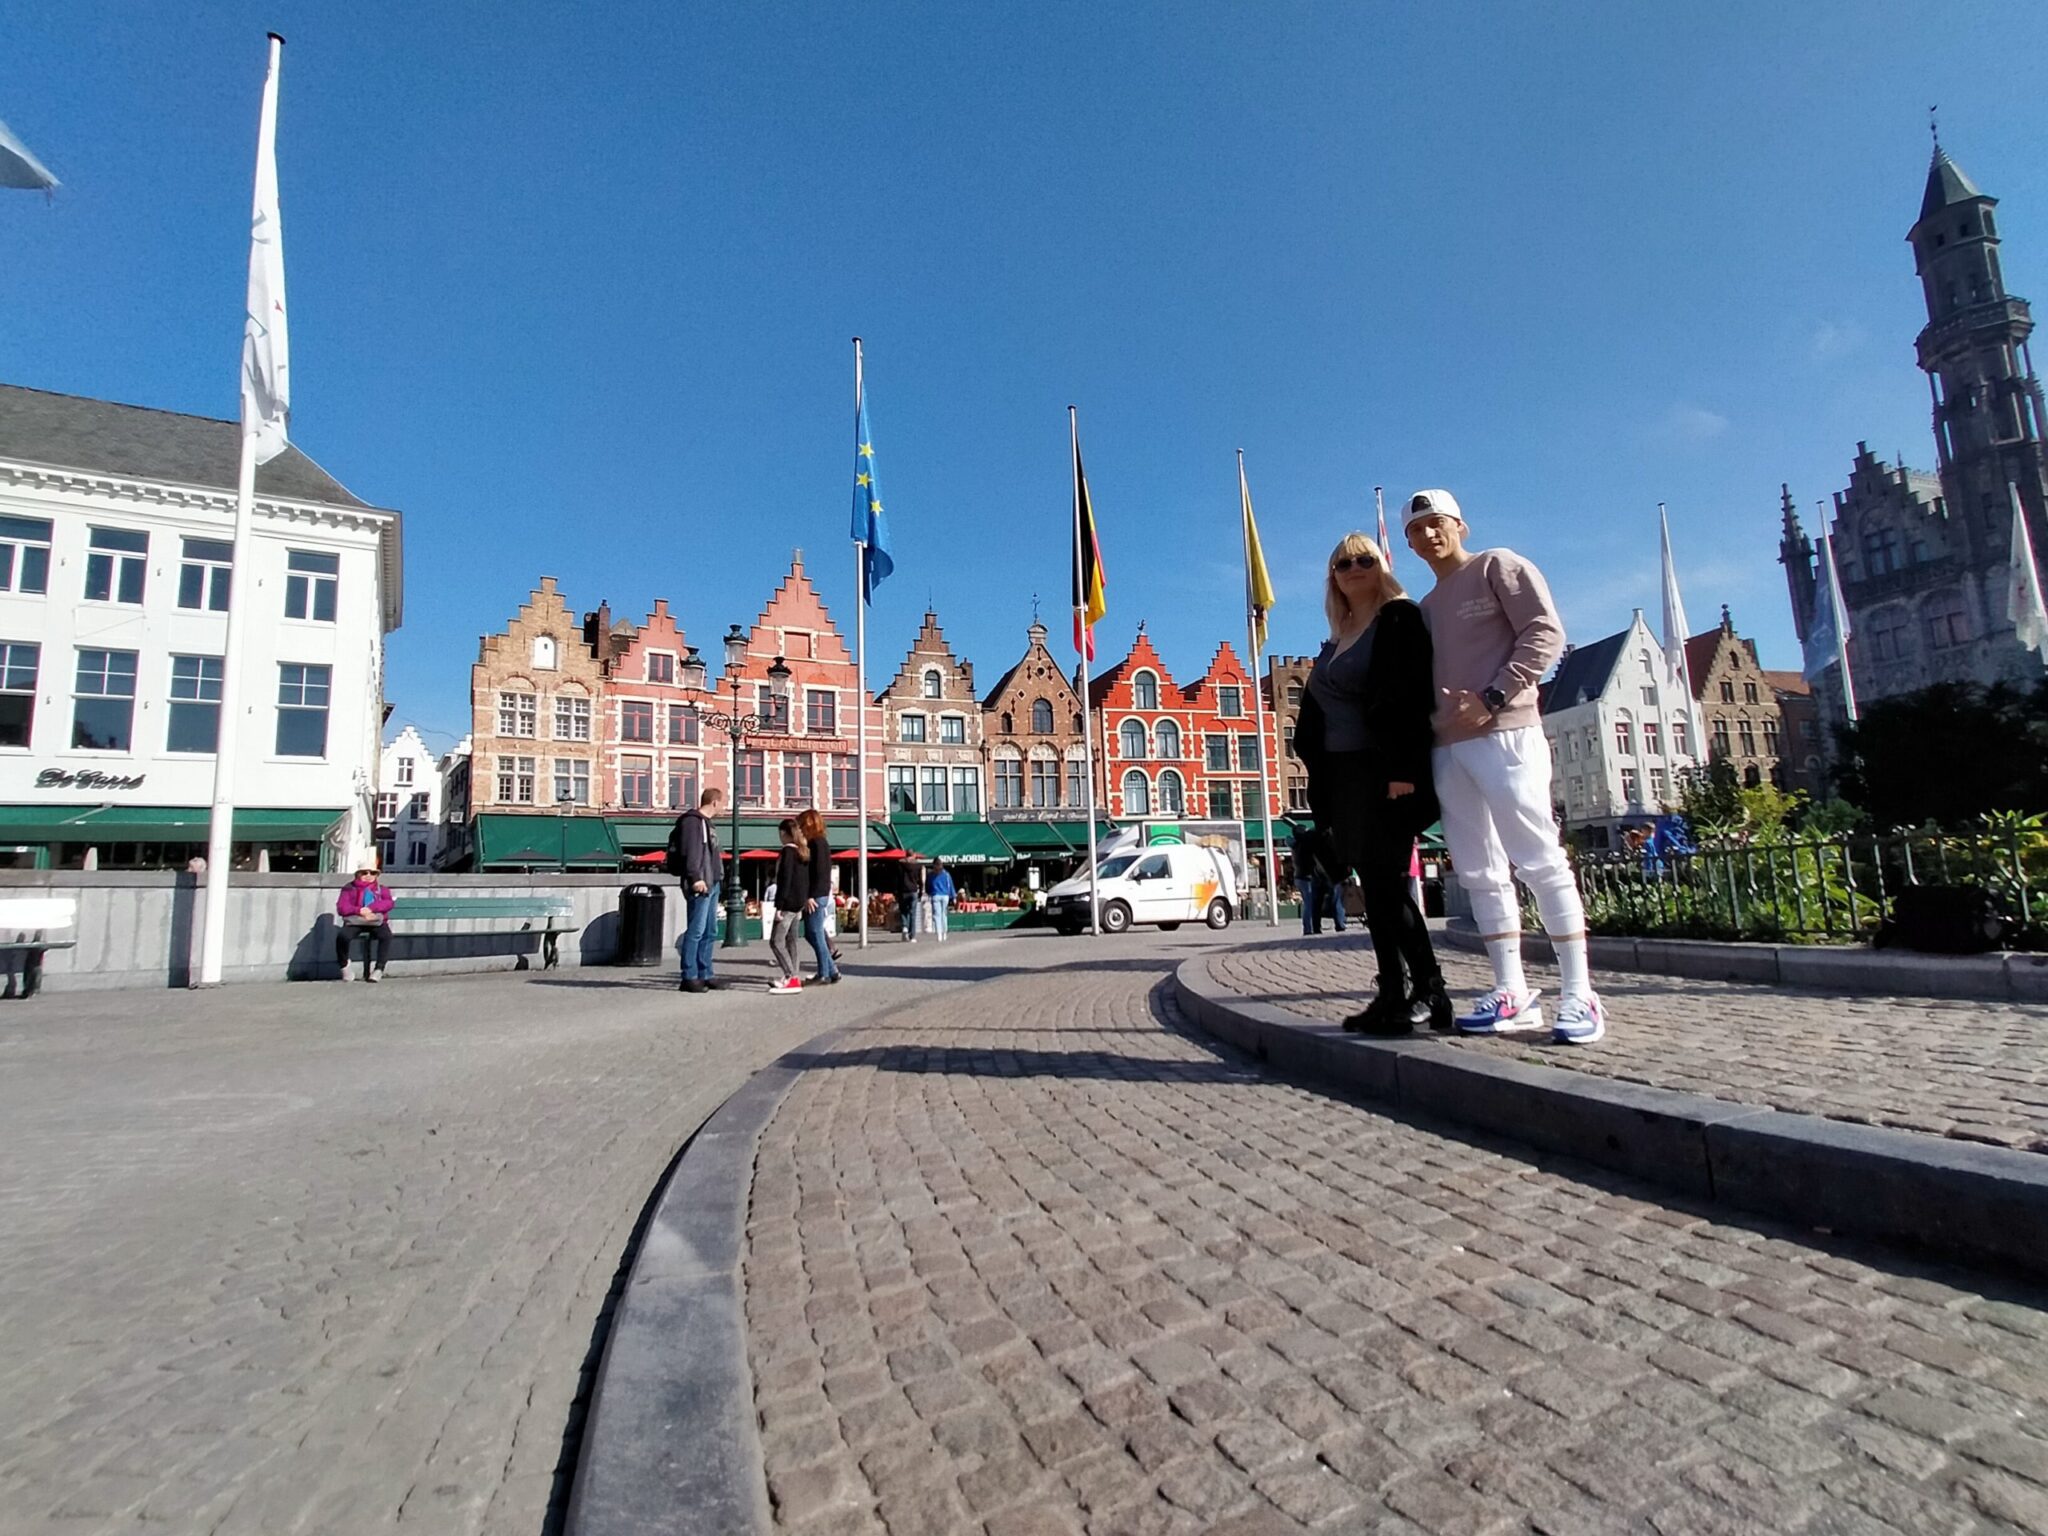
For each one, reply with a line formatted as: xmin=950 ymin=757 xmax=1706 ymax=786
xmin=1071 ymin=420 xmax=1107 ymax=660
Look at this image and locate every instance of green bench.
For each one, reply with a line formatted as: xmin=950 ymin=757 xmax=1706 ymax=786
xmin=385 ymin=894 xmax=579 ymax=970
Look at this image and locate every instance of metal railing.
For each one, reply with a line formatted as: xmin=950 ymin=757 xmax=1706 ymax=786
xmin=1552 ymin=829 xmax=2045 ymax=946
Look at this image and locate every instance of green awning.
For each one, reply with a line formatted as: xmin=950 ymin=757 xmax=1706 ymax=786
xmin=608 ymin=815 xmax=896 ymax=856
xmin=1241 ymin=819 xmax=1299 ymax=847
xmin=889 ymin=819 xmax=1015 ymax=865
xmin=476 ymin=813 xmax=621 ymax=870
xmin=989 ymin=819 xmax=1113 ymax=854
xmin=0 ymin=805 xmax=341 ymax=842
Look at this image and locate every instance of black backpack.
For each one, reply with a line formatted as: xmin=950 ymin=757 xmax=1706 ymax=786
xmin=664 ymin=815 xmax=689 ymax=878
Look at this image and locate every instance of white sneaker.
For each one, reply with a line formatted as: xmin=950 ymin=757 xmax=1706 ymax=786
xmin=1553 ymin=992 xmax=1606 ymax=1045
xmin=336 ymin=964 xmax=352 ymax=982
xmin=1455 ymin=988 xmax=1545 ymax=1036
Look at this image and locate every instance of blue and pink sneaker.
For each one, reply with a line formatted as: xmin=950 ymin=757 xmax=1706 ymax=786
xmin=1552 ymin=992 xmax=1606 ymax=1045
xmin=1454 ymin=988 xmax=1545 ymax=1036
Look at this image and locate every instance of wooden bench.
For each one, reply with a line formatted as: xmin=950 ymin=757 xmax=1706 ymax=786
xmin=0 ymin=896 xmax=79 ymax=997
xmin=384 ymin=895 xmax=578 ymax=970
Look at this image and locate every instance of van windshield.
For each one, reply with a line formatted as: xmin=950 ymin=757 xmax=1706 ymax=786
xmin=1096 ymin=855 xmax=1138 ymax=879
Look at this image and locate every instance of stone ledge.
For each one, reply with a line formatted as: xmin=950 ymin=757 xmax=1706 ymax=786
xmin=1442 ymin=918 xmax=2031 ymax=1002
xmin=1174 ymin=953 xmax=2048 ymax=1283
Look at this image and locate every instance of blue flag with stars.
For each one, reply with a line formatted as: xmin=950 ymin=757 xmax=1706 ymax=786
xmin=852 ymin=391 xmax=894 ymax=602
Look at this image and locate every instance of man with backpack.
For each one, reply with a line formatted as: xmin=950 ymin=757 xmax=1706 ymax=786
xmin=668 ymin=786 xmax=726 ymax=992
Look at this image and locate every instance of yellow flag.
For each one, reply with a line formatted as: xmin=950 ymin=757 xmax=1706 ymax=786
xmin=1240 ymin=459 xmax=1276 ymax=653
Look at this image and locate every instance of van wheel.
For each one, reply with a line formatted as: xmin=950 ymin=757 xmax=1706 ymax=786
xmin=1158 ymin=921 xmax=1182 ymax=932
xmin=1205 ymin=899 xmax=1232 ymax=930
xmin=1101 ymin=901 xmax=1132 ymax=934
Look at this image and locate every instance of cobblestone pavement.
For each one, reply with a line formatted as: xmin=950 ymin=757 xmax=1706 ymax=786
xmin=1205 ymin=938 xmax=2048 ymax=1153
xmin=0 ymin=933 xmax=1045 ymax=1536
xmin=745 ymin=953 xmax=2048 ymax=1536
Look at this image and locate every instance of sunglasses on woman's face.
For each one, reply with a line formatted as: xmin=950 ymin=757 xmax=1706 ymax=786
xmin=1331 ymin=555 xmax=1377 ymax=573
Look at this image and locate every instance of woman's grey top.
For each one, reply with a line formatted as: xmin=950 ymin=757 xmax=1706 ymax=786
xmin=1307 ymin=619 xmax=1379 ymax=752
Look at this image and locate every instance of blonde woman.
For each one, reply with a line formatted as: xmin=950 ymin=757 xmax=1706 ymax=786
xmin=1294 ymin=531 xmax=1447 ymax=1035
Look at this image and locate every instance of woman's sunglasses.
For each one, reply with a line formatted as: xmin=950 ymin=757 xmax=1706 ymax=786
xmin=1331 ymin=555 xmax=1377 ymax=573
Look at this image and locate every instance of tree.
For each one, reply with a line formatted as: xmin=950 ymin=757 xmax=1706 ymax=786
xmin=1678 ymin=755 xmax=1744 ymax=838
xmin=1834 ymin=680 xmax=2048 ymax=828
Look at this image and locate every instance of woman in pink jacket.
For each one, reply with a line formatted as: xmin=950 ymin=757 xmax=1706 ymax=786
xmin=335 ymin=861 xmax=396 ymax=982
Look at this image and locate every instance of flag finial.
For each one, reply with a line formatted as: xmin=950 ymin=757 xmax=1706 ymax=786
xmin=1930 ymin=104 xmax=1940 ymax=151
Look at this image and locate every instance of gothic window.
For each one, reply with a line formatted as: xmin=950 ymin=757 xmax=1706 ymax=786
xmin=1862 ymin=527 xmax=1901 ymax=577
xmin=1925 ymin=591 xmax=1970 ymax=651
xmin=1868 ymin=608 xmax=1912 ymax=662
xmin=1031 ymin=698 xmax=1053 ymax=734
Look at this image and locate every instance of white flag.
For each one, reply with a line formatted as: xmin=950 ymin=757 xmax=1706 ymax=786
xmin=242 ymin=37 xmax=290 ymax=466
xmin=2008 ymin=482 xmax=2048 ymax=667
xmin=1801 ymin=531 xmax=1851 ymax=685
xmin=1658 ymin=503 xmax=1692 ymax=695
xmin=0 ymin=118 xmax=58 ymax=191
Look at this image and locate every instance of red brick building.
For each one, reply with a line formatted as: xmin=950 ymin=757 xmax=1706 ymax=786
xmin=1087 ymin=628 xmax=1198 ymax=818
xmin=599 ymin=599 xmax=708 ymax=814
xmin=711 ymin=553 xmax=882 ymax=831
xmin=1184 ymin=641 xmax=1281 ymax=823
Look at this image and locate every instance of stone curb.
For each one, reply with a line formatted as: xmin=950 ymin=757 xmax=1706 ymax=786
xmin=1439 ymin=918 xmax=2048 ymax=1004
xmin=563 ymin=934 xmax=1015 ymax=1536
xmin=1173 ymin=954 xmax=2048 ymax=1282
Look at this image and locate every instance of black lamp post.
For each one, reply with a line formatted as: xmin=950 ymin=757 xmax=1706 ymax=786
xmin=680 ymin=626 xmax=791 ymax=950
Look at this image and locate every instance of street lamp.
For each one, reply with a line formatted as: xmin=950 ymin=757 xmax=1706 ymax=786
xmin=685 ymin=625 xmax=792 ymax=949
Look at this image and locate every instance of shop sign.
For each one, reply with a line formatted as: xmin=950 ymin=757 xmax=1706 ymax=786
xmin=35 ymin=768 xmax=147 ymax=791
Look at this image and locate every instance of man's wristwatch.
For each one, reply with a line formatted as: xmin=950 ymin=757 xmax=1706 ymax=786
xmin=1480 ymin=686 xmax=1508 ymax=714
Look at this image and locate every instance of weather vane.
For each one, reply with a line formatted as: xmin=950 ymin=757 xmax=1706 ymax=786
xmin=1031 ymin=592 xmax=1041 ymax=623
xmin=1930 ymin=105 xmax=1940 ymax=150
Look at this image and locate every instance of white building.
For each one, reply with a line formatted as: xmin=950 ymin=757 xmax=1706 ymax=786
xmin=0 ymin=385 xmax=402 ymax=870
xmin=1541 ymin=610 xmax=1700 ymax=849
xmin=376 ymin=725 xmax=444 ymax=871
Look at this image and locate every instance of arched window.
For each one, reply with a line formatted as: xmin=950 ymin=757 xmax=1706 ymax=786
xmin=1158 ymin=769 xmax=1185 ymax=815
xmin=532 ymin=636 xmax=558 ymax=671
xmin=999 ymin=711 xmax=1013 ymax=736
xmin=1122 ymin=770 xmax=1151 ymax=816
xmin=1119 ymin=719 xmax=1147 ymax=760
xmin=1073 ymin=713 xmax=1084 ymax=736
xmin=1743 ymin=764 xmax=1762 ymax=788
xmin=1031 ymin=698 xmax=1053 ymax=734
xmin=1155 ymin=720 xmax=1181 ymax=759
xmin=1133 ymin=671 xmax=1159 ymax=710
xmin=922 ymin=670 xmax=942 ymax=699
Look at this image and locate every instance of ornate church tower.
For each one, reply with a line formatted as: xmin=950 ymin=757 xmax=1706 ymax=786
xmin=1909 ymin=140 xmax=2048 ymax=614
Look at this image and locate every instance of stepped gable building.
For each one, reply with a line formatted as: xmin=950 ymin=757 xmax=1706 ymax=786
xmin=978 ymin=618 xmax=1088 ymax=820
xmin=876 ymin=609 xmax=984 ymax=820
xmin=1685 ymin=607 xmax=1791 ymax=791
xmin=374 ymin=725 xmax=442 ymax=871
xmin=718 ymin=551 xmax=878 ymax=829
xmin=1767 ymin=671 xmax=1823 ymax=799
xmin=1184 ymin=641 xmax=1280 ymax=823
xmin=1264 ymin=656 xmax=1315 ymax=815
xmin=471 ymin=578 xmax=604 ymax=816
xmin=1782 ymin=144 xmax=2048 ymax=738
xmin=1089 ymin=626 xmax=1198 ymax=819
xmin=600 ymin=599 xmax=707 ymax=815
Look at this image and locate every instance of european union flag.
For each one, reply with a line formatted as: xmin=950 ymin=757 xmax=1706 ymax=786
xmin=852 ymin=390 xmax=894 ymax=602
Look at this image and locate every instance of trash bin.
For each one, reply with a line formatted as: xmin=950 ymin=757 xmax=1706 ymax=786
xmin=618 ymin=883 xmax=665 ymax=966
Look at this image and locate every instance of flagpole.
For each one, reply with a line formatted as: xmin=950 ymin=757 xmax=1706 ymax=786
xmin=853 ymin=338 xmax=870 ymax=949
xmin=1375 ymin=485 xmax=1392 ymax=579
xmin=1654 ymin=503 xmax=1680 ymax=802
xmin=1071 ymin=406 xmax=1101 ymax=936
xmin=199 ymin=32 xmax=284 ymax=988
xmin=1239 ymin=452 xmax=1279 ymax=927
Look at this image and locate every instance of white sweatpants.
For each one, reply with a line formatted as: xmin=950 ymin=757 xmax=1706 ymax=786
xmin=1433 ymin=726 xmax=1585 ymax=938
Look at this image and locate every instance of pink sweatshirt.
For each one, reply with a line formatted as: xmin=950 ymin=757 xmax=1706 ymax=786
xmin=1416 ymin=549 xmax=1565 ymax=745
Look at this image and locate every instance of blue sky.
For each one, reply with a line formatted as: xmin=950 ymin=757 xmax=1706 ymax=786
xmin=6 ymin=1 xmax=2043 ymax=754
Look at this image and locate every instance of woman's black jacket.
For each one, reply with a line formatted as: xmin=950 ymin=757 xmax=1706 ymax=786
xmin=806 ymin=833 xmax=834 ymax=903
xmin=774 ymin=845 xmax=807 ymax=913
xmin=1294 ymin=598 xmax=1439 ymax=831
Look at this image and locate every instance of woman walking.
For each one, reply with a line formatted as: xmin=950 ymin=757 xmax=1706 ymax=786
xmin=796 ymin=808 xmax=842 ymax=984
xmin=1297 ymin=531 xmax=1448 ymax=1035
xmin=766 ymin=819 xmax=808 ymax=994
xmin=926 ymin=860 xmax=955 ymax=941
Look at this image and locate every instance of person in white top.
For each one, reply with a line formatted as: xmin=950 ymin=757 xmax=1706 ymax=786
xmin=1405 ymin=488 xmax=1605 ymax=1044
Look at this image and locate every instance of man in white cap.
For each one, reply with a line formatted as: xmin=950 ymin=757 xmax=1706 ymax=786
xmin=1405 ymin=489 xmax=1604 ymax=1043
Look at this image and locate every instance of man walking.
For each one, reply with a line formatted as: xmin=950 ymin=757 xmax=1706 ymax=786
xmin=1405 ymin=489 xmax=1604 ymax=1043
xmin=669 ymin=786 xmax=726 ymax=993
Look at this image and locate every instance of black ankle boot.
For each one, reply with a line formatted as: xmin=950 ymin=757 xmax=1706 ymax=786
xmin=1342 ymin=992 xmax=1408 ymax=1034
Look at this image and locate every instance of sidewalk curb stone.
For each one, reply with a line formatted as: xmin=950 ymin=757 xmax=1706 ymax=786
xmin=1174 ymin=952 xmax=2048 ymax=1281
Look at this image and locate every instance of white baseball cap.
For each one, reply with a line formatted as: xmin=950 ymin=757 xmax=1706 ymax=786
xmin=1403 ymin=488 xmax=1464 ymax=531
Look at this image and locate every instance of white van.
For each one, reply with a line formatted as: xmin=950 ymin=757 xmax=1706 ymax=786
xmin=1043 ymin=842 xmax=1237 ymax=935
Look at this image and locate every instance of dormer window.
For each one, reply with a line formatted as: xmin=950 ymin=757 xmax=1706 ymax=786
xmin=1133 ymin=672 xmax=1159 ymax=710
